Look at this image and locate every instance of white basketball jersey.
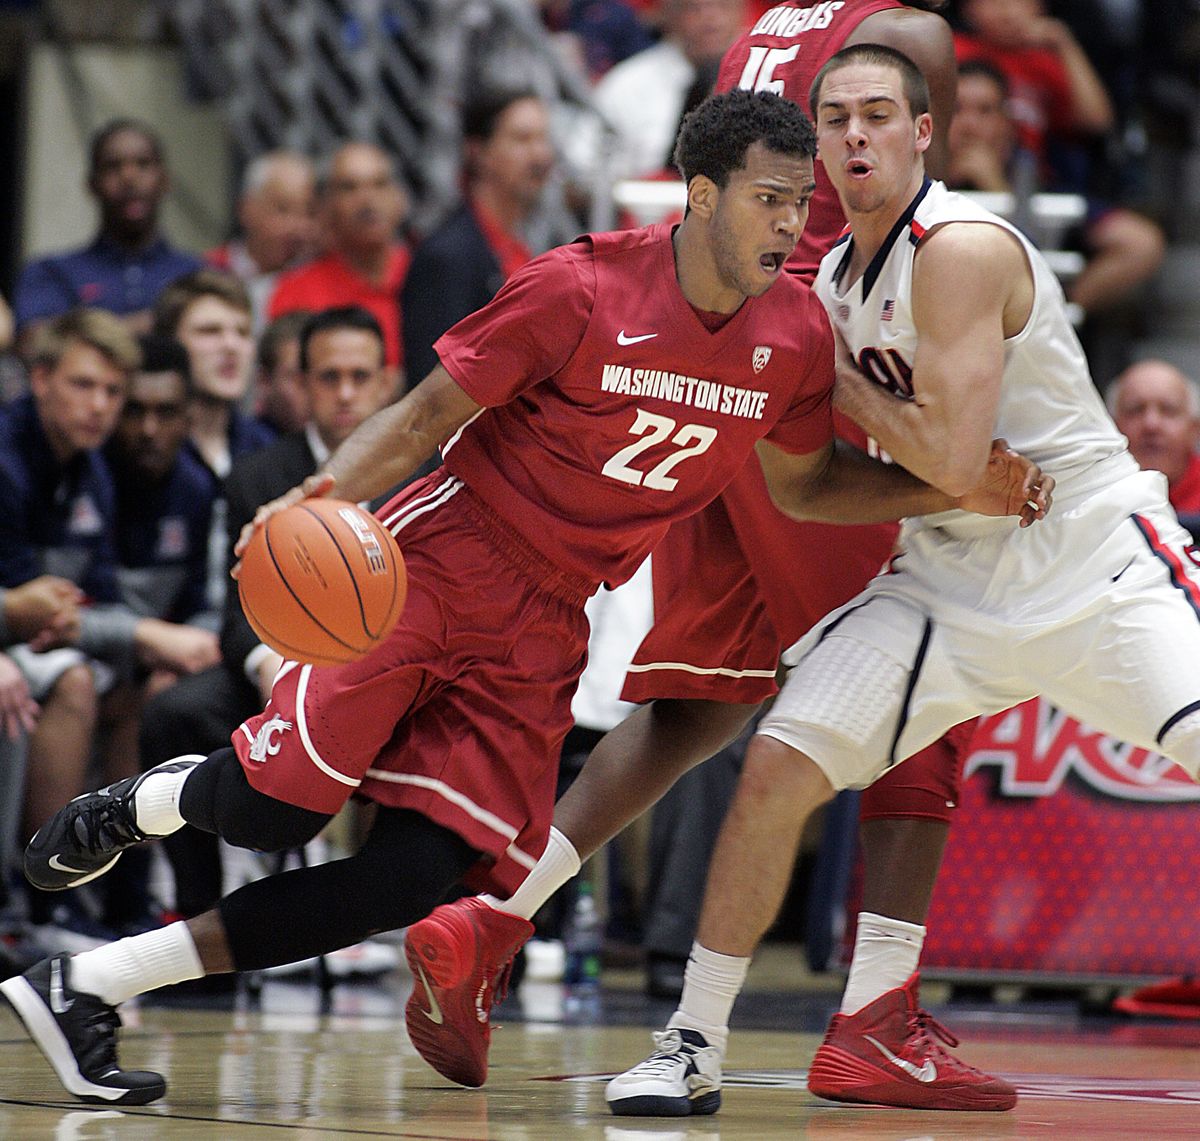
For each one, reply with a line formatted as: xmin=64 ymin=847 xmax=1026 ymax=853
xmin=814 ymin=179 xmax=1137 ymax=543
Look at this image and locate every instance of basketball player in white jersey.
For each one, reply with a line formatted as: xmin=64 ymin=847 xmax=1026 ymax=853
xmin=608 ymin=43 xmax=1200 ymax=1117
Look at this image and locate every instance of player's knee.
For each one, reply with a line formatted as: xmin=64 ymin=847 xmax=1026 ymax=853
xmin=181 ymin=747 xmax=330 ymax=851
xmin=742 ymin=732 xmax=834 ymax=807
xmin=1161 ymin=709 xmax=1200 ymax=781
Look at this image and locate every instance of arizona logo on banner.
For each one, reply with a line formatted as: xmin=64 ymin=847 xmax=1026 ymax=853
xmin=921 ymin=697 xmax=1200 ymax=979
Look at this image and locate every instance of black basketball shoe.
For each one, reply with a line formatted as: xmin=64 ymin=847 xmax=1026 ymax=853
xmin=0 ymin=955 xmax=166 ymax=1104
xmin=25 ymin=757 xmax=202 ymax=891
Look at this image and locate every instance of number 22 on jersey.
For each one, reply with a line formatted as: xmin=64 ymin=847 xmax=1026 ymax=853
xmin=602 ymin=408 xmax=718 ymax=491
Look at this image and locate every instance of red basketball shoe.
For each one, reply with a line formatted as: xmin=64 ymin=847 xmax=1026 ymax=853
xmin=1113 ymin=976 xmax=1200 ymax=1019
xmin=807 ymin=973 xmax=1016 ymax=1111
xmin=404 ymin=898 xmax=534 ymax=1087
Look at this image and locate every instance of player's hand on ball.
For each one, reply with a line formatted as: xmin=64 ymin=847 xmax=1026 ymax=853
xmin=232 ymin=471 xmax=336 ymax=575
xmin=959 ymin=439 xmax=1054 ymax=527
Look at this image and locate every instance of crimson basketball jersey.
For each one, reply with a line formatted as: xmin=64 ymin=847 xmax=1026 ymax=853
xmin=435 ymin=224 xmax=834 ymax=587
xmin=717 ymin=0 xmax=903 ymax=279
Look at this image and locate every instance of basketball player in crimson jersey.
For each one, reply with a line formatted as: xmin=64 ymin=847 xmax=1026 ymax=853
xmin=1 ymin=91 xmax=1049 ymax=1106
xmin=406 ymin=0 xmax=1011 ymax=1115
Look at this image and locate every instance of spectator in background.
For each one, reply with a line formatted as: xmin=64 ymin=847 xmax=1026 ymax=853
xmin=539 ymin=0 xmax=655 ymax=83
xmin=252 ymin=311 xmax=311 ymax=435
xmin=581 ymin=0 xmax=745 ymax=181
xmin=946 ymin=60 xmax=1164 ymax=325
xmin=402 ymin=89 xmax=556 ymax=387
xmin=105 ymin=336 xmax=217 ymax=633
xmin=1106 ymin=358 xmax=1200 ymax=1019
xmin=954 ymin=0 xmax=1113 ymax=186
xmin=154 ymin=270 xmax=275 ymax=634
xmin=137 ymin=307 xmax=396 ymax=959
xmin=269 ymin=142 xmax=410 ymax=378
xmin=206 ymin=151 xmax=317 ymax=335
xmin=0 ymin=312 xmax=215 ymax=949
xmin=153 ymin=270 xmax=274 ymax=484
xmin=100 ymin=334 xmax=221 ymax=933
xmin=1107 ymin=359 xmax=1200 ymax=524
xmin=0 ymin=574 xmax=82 ymax=978
xmin=14 ymin=120 xmax=201 ymax=354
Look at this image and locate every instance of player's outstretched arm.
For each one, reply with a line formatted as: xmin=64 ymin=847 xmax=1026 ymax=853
xmin=757 ymin=436 xmax=1053 ymax=526
xmin=234 ymin=365 xmax=481 ymax=562
xmin=833 ymin=223 xmax=1029 ymax=498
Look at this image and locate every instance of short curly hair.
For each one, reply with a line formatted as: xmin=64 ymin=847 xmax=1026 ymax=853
xmin=673 ymin=89 xmax=817 ymax=189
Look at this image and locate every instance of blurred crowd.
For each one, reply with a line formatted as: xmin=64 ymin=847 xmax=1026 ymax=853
xmin=0 ymin=0 xmax=1197 ymax=986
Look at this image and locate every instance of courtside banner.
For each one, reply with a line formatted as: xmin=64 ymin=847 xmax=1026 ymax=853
xmin=920 ymin=698 xmax=1200 ymax=978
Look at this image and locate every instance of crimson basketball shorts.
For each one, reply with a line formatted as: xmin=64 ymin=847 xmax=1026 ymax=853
xmin=623 ymin=461 xmax=968 ymax=818
xmin=233 ymin=471 xmax=591 ymax=896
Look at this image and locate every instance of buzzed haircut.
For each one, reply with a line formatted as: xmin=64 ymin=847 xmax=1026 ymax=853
xmin=136 ymin=334 xmax=193 ymax=395
xmin=673 ymin=89 xmax=817 ymax=189
xmin=298 ymin=306 xmax=386 ymax=373
xmin=152 ymin=268 xmax=252 ymax=338
xmin=31 ymin=308 xmax=141 ymax=375
xmin=89 ymin=118 xmax=164 ymax=176
xmin=810 ymin=43 xmax=931 ymax=120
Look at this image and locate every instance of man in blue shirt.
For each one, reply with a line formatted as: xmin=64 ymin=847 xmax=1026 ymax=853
xmin=0 ymin=310 xmax=218 ymax=947
xmin=105 ymin=335 xmax=216 ymax=630
xmin=14 ymin=120 xmax=201 ymax=352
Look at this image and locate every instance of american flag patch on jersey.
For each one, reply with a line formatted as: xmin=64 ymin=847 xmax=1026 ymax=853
xmin=881 ymin=299 xmax=895 ymax=321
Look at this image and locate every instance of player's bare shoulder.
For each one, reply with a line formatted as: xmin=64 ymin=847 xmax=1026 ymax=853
xmin=849 ymin=7 xmax=954 ymax=66
xmin=913 ymin=221 xmax=1032 ymax=332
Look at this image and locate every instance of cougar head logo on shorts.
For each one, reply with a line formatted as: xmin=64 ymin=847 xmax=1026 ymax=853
xmin=249 ymin=715 xmax=293 ymax=762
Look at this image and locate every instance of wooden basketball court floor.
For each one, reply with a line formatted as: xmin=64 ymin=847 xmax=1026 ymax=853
xmin=3 ymin=949 xmax=1200 ymax=1139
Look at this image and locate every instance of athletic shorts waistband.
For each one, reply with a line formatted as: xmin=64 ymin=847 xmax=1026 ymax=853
xmin=446 ymin=475 xmax=596 ymax=606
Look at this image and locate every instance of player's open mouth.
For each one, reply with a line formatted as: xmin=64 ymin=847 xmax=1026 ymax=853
xmin=759 ymin=251 xmax=786 ymax=273
xmin=846 ymin=159 xmax=873 ymax=179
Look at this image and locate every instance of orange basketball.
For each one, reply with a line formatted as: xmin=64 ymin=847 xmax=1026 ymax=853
xmin=237 ymin=498 xmax=407 ymax=666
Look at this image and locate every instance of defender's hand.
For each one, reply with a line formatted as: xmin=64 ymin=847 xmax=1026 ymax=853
xmin=958 ymin=439 xmax=1054 ymax=527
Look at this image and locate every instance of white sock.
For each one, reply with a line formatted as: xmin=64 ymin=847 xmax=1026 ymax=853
xmin=132 ymin=756 xmax=204 ymax=836
xmin=68 ymin=922 xmax=204 ymax=1007
xmin=840 ymin=911 xmax=925 ymax=1014
xmin=480 ymin=827 xmax=581 ymax=921
xmin=666 ymin=942 xmax=750 ymax=1054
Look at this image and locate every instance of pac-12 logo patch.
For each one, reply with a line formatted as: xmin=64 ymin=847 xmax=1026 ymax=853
xmin=752 ymin=345 xmax=772 ymax=373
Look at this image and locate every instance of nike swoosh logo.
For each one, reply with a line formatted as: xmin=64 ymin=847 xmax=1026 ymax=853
xmin=50 ymin=960 xmax=73 ymax=1015
xmin=48 ymin=854 xmax=89 ymax=876
xmin=413 ymin=959 xmax=444 ymax=1025
xmin=863 ymin=1034 xmax=937 ymax=1082
xmin=617 ymin=330 xmax=658 ymax=345
xmin=1112 ymin=557 xmax=1135 ymax=582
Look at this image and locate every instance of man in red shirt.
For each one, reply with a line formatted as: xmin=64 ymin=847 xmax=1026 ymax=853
xmin=953 ymin=0 xmax=1112 ymax=166
xmin=1108 ymin=359 xmax=1200 ymax=518
xmin=206 ymin=150 xmax=317 ymax=334
xmin=268 ymin=142 xmax=410 ymax=377
xmin=1 ymin=90 xmax=1043 ymax=1107
xmin=401 ymin=88 xmax=556 ymax=386
xmin=1104 ymin=359 xmax=1200 ymax=1019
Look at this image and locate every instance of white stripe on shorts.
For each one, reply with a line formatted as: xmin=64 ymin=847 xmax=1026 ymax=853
xmin=294 ymin=665 xmax=361 ymax=788
xmin=381 ymin=476 xmax=463 ymax=535
xmin=362 ymin=769 xmax=539 ymax=870
xmin=625 ymin=660 xmax=777 ymax=680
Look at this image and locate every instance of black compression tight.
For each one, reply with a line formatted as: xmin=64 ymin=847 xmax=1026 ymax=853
xmin=217 ymin=807 xmax=479 ymax=971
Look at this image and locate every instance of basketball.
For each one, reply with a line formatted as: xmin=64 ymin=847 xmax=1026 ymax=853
xmin=237 ymin=498 xmax=407 ymax=666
